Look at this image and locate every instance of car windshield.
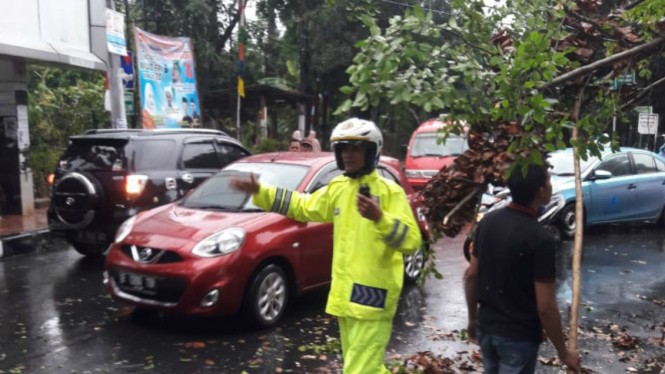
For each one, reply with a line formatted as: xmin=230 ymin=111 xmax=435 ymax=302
xmin=548 ymin=152 xmax=596 ymax=176
xmin=180 ymin=162 xmax=310 ymax=212
xmin=410 ymin=133 xmax=468 ymax=158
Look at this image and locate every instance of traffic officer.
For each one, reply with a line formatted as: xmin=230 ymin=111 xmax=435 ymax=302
xmin=230 ymin=118 xmax=422 ymax=374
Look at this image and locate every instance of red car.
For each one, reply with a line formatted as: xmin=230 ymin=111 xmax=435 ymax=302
xmin=104 ymin=153 xmax=430 ymax=327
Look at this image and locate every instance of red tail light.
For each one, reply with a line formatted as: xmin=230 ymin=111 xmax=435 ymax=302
xmin=47 ymin=173 xmax=55 ymax=184
xmin=126 ymin=175 xmax=148 ymax=197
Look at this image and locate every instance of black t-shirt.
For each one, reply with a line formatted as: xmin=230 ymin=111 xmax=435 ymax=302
xmin=473 ymin=205 xmax=556 ymax=342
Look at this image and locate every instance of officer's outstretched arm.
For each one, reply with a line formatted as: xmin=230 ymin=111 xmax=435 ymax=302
xmin=374 ymin=188 xmax=422 ymax=255
xmin=252 ymin=183 xmax=333 ymax=223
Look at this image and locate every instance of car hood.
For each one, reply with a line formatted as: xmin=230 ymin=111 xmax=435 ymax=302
xmin=551 ymin=175 xmax=576 ymax=195
xmin=405 ymin=156 xmax=455 ymax=171
xmin=125 ymin=203 xmax=274 ymax=250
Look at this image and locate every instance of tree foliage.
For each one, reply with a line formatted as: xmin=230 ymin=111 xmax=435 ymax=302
xmin=28 ymin=67 xmax=109 ymax=197
xmin=339 ymin=0 xmax=665 ymax=234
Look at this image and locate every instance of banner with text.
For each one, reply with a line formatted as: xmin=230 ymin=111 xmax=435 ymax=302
xmin=134 ymin=27 xmax=201 ymax=129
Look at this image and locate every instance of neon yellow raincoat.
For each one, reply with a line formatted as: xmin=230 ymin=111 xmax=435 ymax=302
xmin=253 ymin=169 xmax=422 ymax=321
xmin=253 ymin=169 xmax=422 ymax=373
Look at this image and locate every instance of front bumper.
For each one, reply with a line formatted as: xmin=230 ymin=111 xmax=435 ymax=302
xmin=105 ymin=244 xmax=247 ymax=316
xmin=408 ymin=178 xmax=430 ymax=190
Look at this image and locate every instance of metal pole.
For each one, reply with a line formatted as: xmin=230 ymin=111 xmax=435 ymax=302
xmin=236 ymin=0 xmax=243 ymax=141
xmin=108 ymin=0 xmax=127 ymax=129
xmin=237 ymin=94 xmax=241 ymax=141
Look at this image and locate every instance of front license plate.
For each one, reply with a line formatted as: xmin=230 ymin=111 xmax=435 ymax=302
xmin=118 ymin=271 xmax=157 ymax=293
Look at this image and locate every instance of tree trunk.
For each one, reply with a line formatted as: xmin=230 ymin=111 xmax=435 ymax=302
xmin=567 ymin=85 xmax=587 ymax=373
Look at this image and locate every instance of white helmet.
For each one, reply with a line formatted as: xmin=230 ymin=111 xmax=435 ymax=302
xmin=330 ymin=118 xmax=383 ymax=176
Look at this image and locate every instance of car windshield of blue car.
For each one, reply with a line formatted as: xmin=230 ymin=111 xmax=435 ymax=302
xmin=181 ymin=163 xmax=310 ymax=212
xmin=548 ymin=153 xmax=595 ymax=176
xmin=410 ymin=133 xmax=468 ymax=158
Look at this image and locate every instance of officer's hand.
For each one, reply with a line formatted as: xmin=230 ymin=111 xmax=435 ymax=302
xmin=229 ymin=173 xmax=260 ymax=194
xmin=357 ymin=194 xmax=383 ymax=222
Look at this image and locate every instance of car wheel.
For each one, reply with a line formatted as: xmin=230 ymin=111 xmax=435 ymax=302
xmin=404 ymin=246 xmax=426 ymax=283
xmin=463 ymin=237 xmax=472 ymax=262
xmin=560 ymin=204 xmax=577 ymax=239
xmin=71 ymin=241 xmax=108 ymax=257
xmin=245 ymin=264 xmax=289 ymax=328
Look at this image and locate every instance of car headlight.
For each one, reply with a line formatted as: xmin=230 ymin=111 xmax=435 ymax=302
xmin=115 ymin=216 xmax=136 ymax=244
xmin=192 ymin=228 xmax=246 ymax=258
xmin=416 ymin=207 xmax=426 ymax=222
xmin=405 ymin=170 xmax=423 ymax=179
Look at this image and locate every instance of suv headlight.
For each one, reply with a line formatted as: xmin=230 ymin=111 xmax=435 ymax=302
xmin=192 ymin=228 xmax=246 ymax=258
xmin=115 ymin=216 xmax=136 ymax=244
xmin=405 ymin=170 xmax=422 ymax=179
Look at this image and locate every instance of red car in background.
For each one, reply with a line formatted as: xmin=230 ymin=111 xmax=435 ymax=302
xmin=404 ymin=119 xmax=469 ymax=190
xmin=104 ymin=153 xmax=430 ymax=327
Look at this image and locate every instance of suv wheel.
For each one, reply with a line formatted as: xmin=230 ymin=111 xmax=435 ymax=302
xmin=53 ymin=172 xmax=101 ymax=229
xmin=244 ymin=265 xmax=289 ymax=328
xmin=71 ymin=242 xmax=108 ymax=257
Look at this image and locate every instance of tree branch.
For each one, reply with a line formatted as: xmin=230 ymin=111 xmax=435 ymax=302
xmin=564 ymin=6 xmax=614 ymax=41
xmin=443 ymin=186 xmax=484 ymax=226
xmin=214 ymin=0 xmax=252 ymax=55
xmin=625 ymin=0 xmax=647 ymax=10
xmin=621 ymin=76 xmax=665 ymax=110
xmin=438 ymin=27 xmax=495 ymax=56
xmin=541 ymin=36 xmax=665 ymax=90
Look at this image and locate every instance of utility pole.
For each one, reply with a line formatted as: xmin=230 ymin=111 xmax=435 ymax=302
xmin=107 ymin=0 xmax=128 ymax=129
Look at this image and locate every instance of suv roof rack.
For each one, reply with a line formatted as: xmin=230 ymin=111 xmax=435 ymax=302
xmin=84 ymin=128 xmax=229 ymax=136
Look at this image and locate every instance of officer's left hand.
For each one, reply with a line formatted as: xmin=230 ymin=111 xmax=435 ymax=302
xmin=357 ymin=194 xmax=383 ymax=222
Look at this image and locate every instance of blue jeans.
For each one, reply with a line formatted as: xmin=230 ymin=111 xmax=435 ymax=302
xmin=478 ymin=329 xmax=540 ymax=374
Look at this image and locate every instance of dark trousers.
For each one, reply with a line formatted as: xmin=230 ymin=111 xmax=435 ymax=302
xmin=478 ymin=329 xmax=540 ymax=374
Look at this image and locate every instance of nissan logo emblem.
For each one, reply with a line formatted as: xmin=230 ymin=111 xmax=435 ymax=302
xmin=66 ymin=197 xmax=76 ymax=206
xmin=139 ymin=248 xmax=153 ymax=261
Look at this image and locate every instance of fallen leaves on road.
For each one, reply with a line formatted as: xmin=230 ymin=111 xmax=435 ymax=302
xmin=387 ymin=350 xmax=485 ymax=373
xmin=612 ymin=333 xmax=640 ymax=350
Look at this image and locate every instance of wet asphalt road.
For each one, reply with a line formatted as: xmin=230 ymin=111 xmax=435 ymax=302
xmin=1 ymin=226 xmax=664 ymax=374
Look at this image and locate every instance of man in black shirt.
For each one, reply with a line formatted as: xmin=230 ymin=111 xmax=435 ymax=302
xmin=465 ymin=165 xmax=580 ymax=374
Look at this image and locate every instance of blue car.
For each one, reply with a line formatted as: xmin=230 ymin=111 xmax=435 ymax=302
xmin=549 ymin=147 xmax=665 ymax=238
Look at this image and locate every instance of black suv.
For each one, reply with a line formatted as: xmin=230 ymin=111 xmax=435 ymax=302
xmin=48 ymin=129 xmax=251 ymax=256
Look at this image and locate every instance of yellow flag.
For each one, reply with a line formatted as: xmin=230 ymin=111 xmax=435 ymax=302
xmin=238 ymin=78 xmax=245 ymax=98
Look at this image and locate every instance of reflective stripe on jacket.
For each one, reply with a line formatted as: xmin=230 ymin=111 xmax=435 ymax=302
xmin=253 ymin=170 xmax=422 ymax=320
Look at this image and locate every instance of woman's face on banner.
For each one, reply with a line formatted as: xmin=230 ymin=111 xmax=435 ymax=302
xmin=145 ymin=84 xmax=156 ymax=114
xmin=173 ymin=65 xmax=181 ymax=82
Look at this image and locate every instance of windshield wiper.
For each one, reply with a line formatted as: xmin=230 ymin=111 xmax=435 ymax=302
xmin=240 ymin=208 xmax=264 ymax=213
xmin=412 ymin=153 xmax=445 ymax=158
xmin=185 ymin=204 xmax=240 ymax=211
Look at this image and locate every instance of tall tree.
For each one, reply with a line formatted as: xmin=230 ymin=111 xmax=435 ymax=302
xmin=338 ymin=0 xmax=665 ymax=363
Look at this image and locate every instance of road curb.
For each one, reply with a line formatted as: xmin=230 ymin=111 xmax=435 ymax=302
xmin=0 ymin=229 xmax=61 ymax=259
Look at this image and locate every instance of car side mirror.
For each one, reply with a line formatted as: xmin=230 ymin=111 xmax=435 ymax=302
xmin=591 ymin=170 xmax=612 ymax=180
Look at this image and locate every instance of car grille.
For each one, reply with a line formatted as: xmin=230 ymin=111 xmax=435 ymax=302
xmin=109 ymin=268 xmax=187 ymax=304
xmin=120 ymin=245 xmax=184 ymax=264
